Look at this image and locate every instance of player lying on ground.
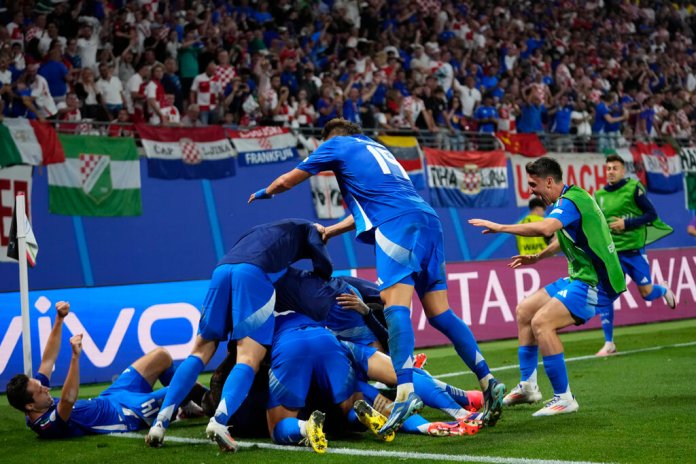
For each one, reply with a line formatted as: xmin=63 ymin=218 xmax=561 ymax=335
xmin=6 ymin=302 xmax=205 ymax=439
xmin=469 ymin=157 xmax=626 ymax=416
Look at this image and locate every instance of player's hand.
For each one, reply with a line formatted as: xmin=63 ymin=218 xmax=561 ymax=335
xmin=468 ymin=218 xmax=502 ymax=234
xmin=70 ymin=334 xmax=83 ymax=357
xmin=56 ymin=301 xmax=70 ymax=319
xmin=314 ymin=223 xmax=326 ymax=237
xmin=321 ymin=226 xmax=336 ymax=243
xmin=248 ymin=192 xmax=256 ymax=204
xmin=336 ymin=289 xmax=369 ymax=315
xmin=609 ymin=217 xmax=625 ymax=232
xmin=509 ymin=254 xmax=540 ymax=269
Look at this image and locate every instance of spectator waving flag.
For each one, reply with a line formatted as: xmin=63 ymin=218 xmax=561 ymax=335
xmin=496 ymin=131 xmax=546 ymax=157
xmin=48 ymin=135 xmax=141 ymax=216
xmin=228 ymin=126 xmax=299 ymax=167
xmin=631 ymin=142 xmax=683 ymax=194
xmin=424 ymin=148 xmax=508 ymax=208
xmin=377 ymin=135 xmax=426 ymax=189
xmin=138 ymin=125 xmax=236 ymax=179
xmin=0 ymin=118 xmax=65 ymax=167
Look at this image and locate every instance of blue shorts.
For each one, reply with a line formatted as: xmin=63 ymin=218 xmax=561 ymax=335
xmin=618 ymin=249 xmax=651 ymax=287
xmin=268 ymin=326 xmax=355 ymax=409
xmin=100 ymin=365 xmax=168 ymax=427
xmin=198 ymin=263 xmax=276 ymax=346
xmin=340 ymin=340 xmax=378 ymax=382
xmin=544 ymin=277 xmax=616 ymax=324
xmin=374 ymin=212 xmax=448 ymax=298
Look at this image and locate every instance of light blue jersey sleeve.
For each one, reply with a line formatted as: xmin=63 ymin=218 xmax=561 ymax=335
xmin=548 ymin=196 xmax=581 ymax=228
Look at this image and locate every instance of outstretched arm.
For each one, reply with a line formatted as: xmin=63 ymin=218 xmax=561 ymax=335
xmin=468 ymin=217 xmax=562 ymax=237
xmin=248 ymin=168 xmax=312 ymax=203
xmin=37 ymin=301 xmax=70 ymax=381
xmin=323 ymin=215 xmax=356 ymax=241
xmin=509 ymin=237 xmax=561 ymax=269
xmin=57 ymin=334 xmax=83 ymax=422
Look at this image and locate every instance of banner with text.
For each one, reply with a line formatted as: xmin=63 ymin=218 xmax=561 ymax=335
xmin=354 ymin=247 xmax=696 ymax=347
xmin=0 ymin=281 xmax=227 ymax=391
xmin=229 ymin=126 xmax=299 ymax=166
xmin=511 ymin=152 xmax=607 ymax=207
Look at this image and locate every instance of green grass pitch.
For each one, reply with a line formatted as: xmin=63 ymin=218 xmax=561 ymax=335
xmin=1 ymin=319 xmax=695 ymax=464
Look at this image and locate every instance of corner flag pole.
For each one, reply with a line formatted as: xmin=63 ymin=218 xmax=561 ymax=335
xmin=16 ymin=193 xmax=32 ymax=377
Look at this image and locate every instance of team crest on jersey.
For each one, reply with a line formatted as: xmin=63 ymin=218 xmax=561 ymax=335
xmin=459 ymin=163 xmax=481 ymax=194
xmin=80 ymin=154 xmax=113 ymax=204
xmin=179 ymin=138 xmax=202 ymax=165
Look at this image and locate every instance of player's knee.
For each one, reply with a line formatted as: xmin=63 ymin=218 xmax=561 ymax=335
xmin=530 ymin=313 xmax=549 ymax=338
xmin=515 ymin=303 xmax=534 ymax=325
xmin=152 ymin=347 xmax=173 ymax=366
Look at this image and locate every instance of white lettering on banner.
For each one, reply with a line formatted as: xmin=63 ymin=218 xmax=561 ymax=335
xmin=479 ymin=271 xmax=514 ymax=324
xmin=512 ymin=153 xmax=607 ymax=206
xmin=0 ymin=317 xmax=21 ymax=374
xmin=138 ymin=304 xmax=199 ymax=359
xmin=429 ymin=166 xmax=507 ymax=189
xmin=448 ymin=272 xmax=479 ymax=325
xmin=676 ymin=257 xmax=696 ymax=302
xmin=243 ymin=148 xmax=295 ymax=165
xmin=514 ymin=268 xmax=541 ymax=304
xmin=63 ymin=310 xmax=135 ymax=368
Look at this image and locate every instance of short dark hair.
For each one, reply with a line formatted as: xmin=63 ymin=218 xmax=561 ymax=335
xmin=525 ymin=157 xmax=563 ymax=183
xmin=529 ymin=198 xmax=546 ymax=210
xmin=321 ymin=118 xmax=362 ymax=140
xmin=6 ymin=374 xmax=32 ymax=413
xmin=605 ymin=154 xmax=625 ymax=165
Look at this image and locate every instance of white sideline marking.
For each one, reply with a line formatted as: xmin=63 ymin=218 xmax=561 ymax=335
xmin=435 ymin=340 xmax=696 ymax=380
xmin=114 ymin=432 xmax=609 ymax=464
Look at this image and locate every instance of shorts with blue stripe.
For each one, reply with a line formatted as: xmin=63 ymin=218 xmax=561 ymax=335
xmin=544 ymin=277 xmax=616 ymax=324
xmin=198 ymin=263 xmax=276 ymax=346
xmin=268 ymin=326 xmax=356 ymax=409
xmin=618 ymin=249 xmax=651 ymax=287
xmin=340 ymin=340 xmax=378 ymax=382
xmin=374 ymin=212 xmax=447 ymax=298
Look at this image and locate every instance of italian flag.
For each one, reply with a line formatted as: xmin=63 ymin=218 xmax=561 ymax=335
xmin=48 ymin=135 xmax=142 ymax=216
xmin=0 ymin=118 xmax=65 ymax=167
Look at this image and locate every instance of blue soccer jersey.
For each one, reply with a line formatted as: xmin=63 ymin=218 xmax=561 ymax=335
xmin=28 ymin=370 xmax=163 ymax=439
xmin=297 ymin=135 xmax=436 ymax=243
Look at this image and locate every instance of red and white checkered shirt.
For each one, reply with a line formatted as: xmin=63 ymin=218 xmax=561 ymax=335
xmin=191 ymin=73 xmax=221 ymax=111
xmin=215 ymin=64 xmax=237 ymax=93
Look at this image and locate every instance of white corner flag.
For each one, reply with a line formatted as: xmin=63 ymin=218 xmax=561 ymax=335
xmin=7 ymin=195 xmax=38 ymax=266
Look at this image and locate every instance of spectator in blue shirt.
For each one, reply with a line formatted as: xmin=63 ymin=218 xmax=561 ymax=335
xmin=474 ymin=95 xmax=499 ymax=134
xmin=549 ymin=94 xmax=574 ymax=151
xmin=594 ymin=93 xmax=628 ymax=151
xmin=517 ymin=85 xmax=546 ymax=133
xmin=38 ymin=47 xmax=69 ymax=103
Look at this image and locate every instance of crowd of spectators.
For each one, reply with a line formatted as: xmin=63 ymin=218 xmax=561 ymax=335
xmin=1 ymin=0 xmax=696 ymax=151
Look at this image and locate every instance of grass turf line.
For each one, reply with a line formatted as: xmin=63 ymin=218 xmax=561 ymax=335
xmin=0 ymin=319 xmax=694 ymax=464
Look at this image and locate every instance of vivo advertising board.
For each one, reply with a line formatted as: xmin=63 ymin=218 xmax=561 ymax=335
xmin=1 ymin=248 xmax=694 ymax=390
xmin=0 ymin=281 xmax=228 ymax=391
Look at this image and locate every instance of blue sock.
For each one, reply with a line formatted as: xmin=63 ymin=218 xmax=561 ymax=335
xmin=214 ymin=363 xmax=255 ymax=425
xmin=429 ymin=309 xmax=491 ymax=381
xmin=518 ymin=345 xmax=539 ymax=383
xmin=158 ymin=365 xmax=175 ymax=386
xmin=345 ymin=408 xmax=364 ymax=432
xmin=542 ymin=353 xmax=570 ymax=396
xmin=384 ymin=305 xmax=415 ymax=385
xmin=644 ymin=285 xmax=666 ymax=301
xmin=400 ymin=414 xmax=430 ymax=434
xmin=597 ymin=304 xmax=614 ymax=342
xmin=430 ymin=377 xmax=471 ymax=408
xmin=357 ymin=381 xmax=379 ymax=403
xmin=413 ymin=370 xmax=464 ymax=418
xmin=272 ymin=418 xmax=303 ymax=445
xmin=155 ymin=355 xmax=205 ymax=428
